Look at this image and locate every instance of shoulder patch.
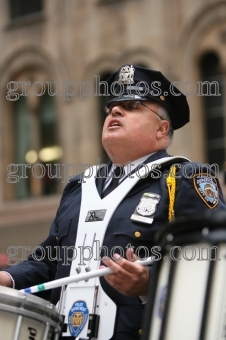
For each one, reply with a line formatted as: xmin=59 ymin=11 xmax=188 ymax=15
xmin=193 ymin=173 xmax=218 ymax=209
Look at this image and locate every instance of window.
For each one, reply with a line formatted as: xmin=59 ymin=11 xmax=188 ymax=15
xmin=12 ymin=94 xmax=60 ymax=199
xmin=199 ymin=52 xmax=225 ymax=169
xmin=13 ymin=97 xmax=33 ymax=198
xmin=9 ymin=0 xmax=43 ymax=19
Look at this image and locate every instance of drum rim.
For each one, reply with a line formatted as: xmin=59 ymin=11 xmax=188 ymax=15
xmin=156 ymin=211 xmax=226 ymax=242
xmin=0 ymin=286 xmax=62 ymax=324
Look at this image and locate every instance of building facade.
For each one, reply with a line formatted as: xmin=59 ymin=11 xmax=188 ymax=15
xmin=0 ymin=0 xmax=226 ymax=263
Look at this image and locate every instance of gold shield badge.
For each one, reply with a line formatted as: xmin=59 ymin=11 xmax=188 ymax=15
xmin=72 ymin=312 xmax=84 ymax=327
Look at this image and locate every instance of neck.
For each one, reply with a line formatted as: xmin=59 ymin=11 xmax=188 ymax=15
xmin=108 ymin=150 xmax=166 ymax=166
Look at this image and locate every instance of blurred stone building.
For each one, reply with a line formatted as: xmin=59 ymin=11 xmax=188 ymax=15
xmin=0 ymin=0 xmax=226 ymax=261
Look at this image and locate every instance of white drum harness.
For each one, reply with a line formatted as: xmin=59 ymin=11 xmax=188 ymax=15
xmin=60 ymin=156 xmax=189 ymax=339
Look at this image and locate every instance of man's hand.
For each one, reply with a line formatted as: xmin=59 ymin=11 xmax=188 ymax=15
xmin=101 ymin=248 xmax=150 ymax=296
xmin=0 ymin=272 xmax=13 ymax=287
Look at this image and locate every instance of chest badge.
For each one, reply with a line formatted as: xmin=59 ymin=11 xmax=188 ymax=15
xmin=131 ymin=193 xmax=161 ymax=224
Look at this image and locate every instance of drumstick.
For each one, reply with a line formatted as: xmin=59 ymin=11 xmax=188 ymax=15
xmin=20 ymin=256 xmax=154 ymax=294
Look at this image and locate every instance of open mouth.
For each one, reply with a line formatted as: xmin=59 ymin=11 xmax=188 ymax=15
xmin=108 ymin=120 xmax=121 ymax=128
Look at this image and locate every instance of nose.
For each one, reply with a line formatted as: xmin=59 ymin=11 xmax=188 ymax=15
xmin=110 ymin=104 xmax=125 ymax=117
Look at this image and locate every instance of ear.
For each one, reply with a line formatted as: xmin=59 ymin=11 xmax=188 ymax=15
xmin=156 ymin=120 xmax=169 ymax=140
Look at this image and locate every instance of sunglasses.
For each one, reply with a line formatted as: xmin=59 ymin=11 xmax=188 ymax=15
xmin=104 ymin=100 xmax=164 ymax=120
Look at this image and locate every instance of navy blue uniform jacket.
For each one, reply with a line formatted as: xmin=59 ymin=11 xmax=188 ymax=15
xmin=5 ymin=150 xmax=226 ymax=339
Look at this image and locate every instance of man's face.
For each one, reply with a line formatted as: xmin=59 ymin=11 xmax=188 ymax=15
xmin=102 ymin=100 xmax=166 ymax=163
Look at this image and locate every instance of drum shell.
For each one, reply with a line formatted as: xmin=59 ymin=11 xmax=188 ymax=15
xmin=141 ymin=212 xmax=226 ymax=340
xmin=0 ymin=286 xmax=63 ymax=340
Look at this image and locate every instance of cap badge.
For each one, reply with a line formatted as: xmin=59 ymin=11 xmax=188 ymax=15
xmin=119 ymin=65 xmax=135 ymax=84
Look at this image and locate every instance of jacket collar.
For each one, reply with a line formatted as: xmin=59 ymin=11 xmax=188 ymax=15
xmin=96 ymin=149 xmax=170 ymax=197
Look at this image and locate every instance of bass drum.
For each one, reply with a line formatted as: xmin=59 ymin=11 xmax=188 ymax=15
xmin=141 ymin=211 xmax=226 ymax=340
xmin=0 ymin=286 xmax=63 ymax=340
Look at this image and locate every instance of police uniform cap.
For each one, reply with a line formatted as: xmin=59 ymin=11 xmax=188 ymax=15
xmin=105 ymin=65 xmax=190 ymax=130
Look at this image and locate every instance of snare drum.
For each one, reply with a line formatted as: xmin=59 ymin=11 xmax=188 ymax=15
xmin=142 ymin=211 xmax=226 ymax=340
xmin=0 ymin=286 xmax=63 ymax=340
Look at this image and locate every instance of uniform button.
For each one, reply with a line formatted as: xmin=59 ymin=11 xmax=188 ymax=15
xmin=138 ymin=329 xmax=143 ymax=335
xmin=56 ymin=237 xmax=59 ymax=242
xmin=134 ymin=231 xmax=141 ymax=238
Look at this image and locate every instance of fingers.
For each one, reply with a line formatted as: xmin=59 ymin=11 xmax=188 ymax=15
xmin=102 ymin=251 xmax=140 ymax=274
xmin=126 ymin=247 xmax=137 ymax=262
xmin=101 ymin=252 xmax=150 ymax=296
xmin=101 ymin=254 xmax=128 ymax=275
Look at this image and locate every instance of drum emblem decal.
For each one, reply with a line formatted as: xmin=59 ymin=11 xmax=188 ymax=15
xmin=193 ymin=174 xmax=218 ymax=209
xmin=68 ymin=300 xmax=89 ymax=337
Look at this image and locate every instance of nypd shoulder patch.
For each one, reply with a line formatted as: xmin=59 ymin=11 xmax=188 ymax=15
xmin=193 ymin=173 xmax=218 ymax=209
xmin=68 ymin=300 xmax=89 ymax=337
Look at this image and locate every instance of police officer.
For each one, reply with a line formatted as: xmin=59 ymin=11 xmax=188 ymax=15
xmin=0 ymin=65 xmax=225 ymax=340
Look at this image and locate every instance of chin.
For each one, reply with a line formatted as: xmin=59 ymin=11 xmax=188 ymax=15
xmin=103 ymin=136 xmax=123 ymax=148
